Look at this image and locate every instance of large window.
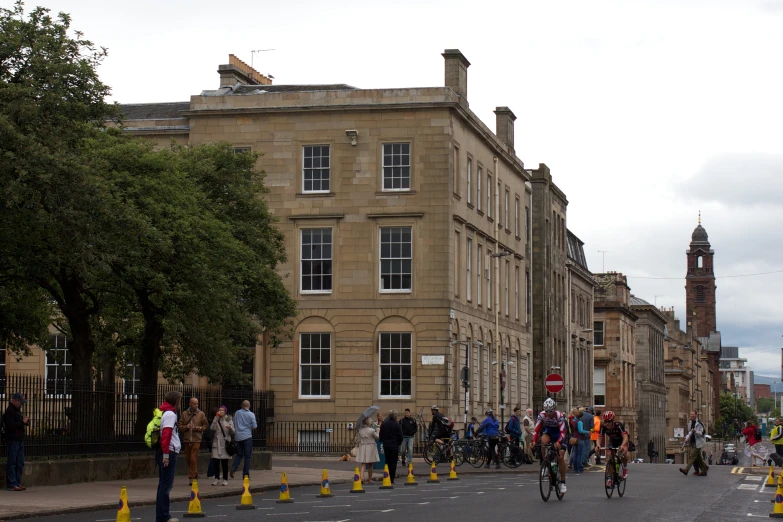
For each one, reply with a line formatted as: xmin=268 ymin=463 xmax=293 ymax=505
xmin=594 ymin=367 xmax=606 ymax=406
xmin=300 ymin=333 xmax=331 ymax=398
xmin=487 ymin=174 xmax=492 ymax=218
xmin=466 ymin=157 xmax=472 ymax=204
xmin=477 ymin=167 xmax=482 ymax=212
xmin=504 ymin=260 xmax=510 ymax=316
xmin=515 ymin=197 xmax=520 ymax=237
xmin=301 ymin=228 xmax=333 ymax=293
xmin=303 ymin=145 xmax=330 ymax=193
xmin=594 ymin=321 xmax=605 ymax=346
xmin=46 ymin=334 xmax=72 ymax=396
xmin=466 ymin=238 xmax=472 ymax=302
xmin=486 ymin=249 xmax=492 ymax=309
xmin=379 ymin=333 xmax=412 ymax=397
xmin=382 ymin=143 xmax=411 ymax=191
xmin=123 ymin=363 xmax=140 ymax=398
xmin=380 ymin=227 xmax=412 ymax=292
xmin=515 ymin=265 xmax=520 ymax=321
xmin=477 ymin=244 xmax=483 ymax=306
xmin=505 ymin=189 xmax=510 ymax=230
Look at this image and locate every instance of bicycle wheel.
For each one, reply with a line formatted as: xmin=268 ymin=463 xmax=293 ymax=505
xmin=423 ymin=443 xmax=435 ymax=465
xmin=554 ymin=466 xmax=565 ymax=500
xmin=453 ymin=444 xmax=465 ymax=466
xmin=506 ymin=446 xmax=523 ymax=468
xmin=467 ymin=441 xmax=484 ymax=467
xmin=604 ymin=465 xmax=614 ymax=498
xmin=539 ymin=463 xmax=551 ymax=502
xmin=617 ymin=467 xmax=626 ymax=497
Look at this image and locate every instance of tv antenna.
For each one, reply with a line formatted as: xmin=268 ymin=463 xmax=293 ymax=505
xmin=597 ymin=250 xmax=610 ymax=272
xmin=251 ymin=49 xmax=276 ymax=70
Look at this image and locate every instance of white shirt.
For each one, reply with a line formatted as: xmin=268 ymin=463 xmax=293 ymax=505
xmin=161 ymin=410 xmax=181 ymax=454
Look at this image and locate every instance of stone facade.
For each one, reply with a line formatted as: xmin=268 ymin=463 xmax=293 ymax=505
xmin=630 ymin=296 xmax=668 ymax=462
xmin=110 ymin=50 xmax=532 ymax=430
xmin=566 ymin=230 xmax=595 ymax=409
xmin=593 ymin=272 xmax=638 ymax=445
xmin=530 ymin=165 xmax=569 ymax=411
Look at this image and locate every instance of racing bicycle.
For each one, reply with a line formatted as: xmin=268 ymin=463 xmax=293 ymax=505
xmin=539 ymin=443 xmax=565 ymax=502
xmin=604 ymin=446 xmax=626 ymax=498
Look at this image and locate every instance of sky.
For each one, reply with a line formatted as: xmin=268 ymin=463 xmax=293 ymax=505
xmin=11 ymin=0 xmax=782 ymax=376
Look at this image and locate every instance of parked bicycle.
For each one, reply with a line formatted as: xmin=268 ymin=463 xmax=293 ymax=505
xmin=539 ymin=443 xmax=565 ymax=502
xmin=498 ymin=433 xmax=525 ymax=468
xmin=604 ymin=446 xmax=626 ymax=498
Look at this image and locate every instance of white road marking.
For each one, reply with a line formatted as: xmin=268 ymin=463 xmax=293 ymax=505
xmin=748 ymin=514 xmax=768 ymax=518
xmin=266 ymin=513 xmax=310 ymax=517
xmin=738 ymin=484 xmax=759 ymax=490
xmin=315 ymin=505 xmax=352 ymax=508
xmin=745 ymin=476 xmax=763 ymax=481
xmin=417 ymin=502 xmax=430 ymax=505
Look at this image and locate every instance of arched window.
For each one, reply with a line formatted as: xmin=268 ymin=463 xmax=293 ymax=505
xmin=697 ymin=256 xmax=703 ymax=268
xmin=696 ymin=285 xmax=705 ymax=303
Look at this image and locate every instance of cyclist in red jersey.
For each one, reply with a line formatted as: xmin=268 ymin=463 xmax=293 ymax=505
xmin=596 ymin=411 xmax=630 ymax=487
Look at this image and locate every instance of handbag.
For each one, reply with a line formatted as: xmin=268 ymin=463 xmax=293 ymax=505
xmin=218 ymin=420 xmax=238 ymax=457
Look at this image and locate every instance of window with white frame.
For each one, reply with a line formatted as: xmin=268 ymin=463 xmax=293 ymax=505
xmin=505 ymin=189 xmax=509 ymax=230
xmin=466 ymin=157 xmax=472 ymax=204
xmin=379 ymin=332 xmax=412 ymax=397
xmin=466 ymin=238 xmax=472 ymax=302
xmin=515 ymin=265 xmax=520 ymax=320
xmin=594 ymin=321 xmax=605 ymax=346
xmin=477 ymin=167 xmax=482 ymax=212
xmin=300 ymin=333 xmax=331 ymax=398
xmin=303 ymin=145 xmax=330 ymax=193
xmin=594 ymin=367 xmax=606 ymax=406
xmin=123 ymin=363 xmax=140 ymax=398
xmin=526 ymin=270 xmax=531 ymax=322
xmin=477 ymin=244 xmax=483 ymax=306
xmin=487 ymin=174 xmax=492 ymax=218
xmin=301 ymin=228 xmax=332 ymax=293
xmin=486 ymin=249 xmax=492 ymax=309
xmin=380 ymin=227 xmax=412 ymax=292
xmin=504 ymin=260 xmax=510 ymax=316
xmin=382 ymin=143 xmax=411 ymax=191
xmin=46 ymin=334 xmax=71 ymax=396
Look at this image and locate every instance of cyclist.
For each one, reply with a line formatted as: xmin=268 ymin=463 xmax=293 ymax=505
xmin=476 ymin=409 xmax=501 ymax=469
xmin=428 ymin=405 xmax=453 ymax=460
xmin=532 ymin=398 xmax=567 ymax=494
xmin=596 ymin=411 xmax=629 ymax=487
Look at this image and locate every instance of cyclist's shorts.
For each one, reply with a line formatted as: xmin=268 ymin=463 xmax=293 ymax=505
xmin=541 ymin=428 xmax=562 ymax=443
xmin=608 ymin=439 xmax=624 ymax=449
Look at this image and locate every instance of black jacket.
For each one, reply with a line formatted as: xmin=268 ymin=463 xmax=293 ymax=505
xmin=3 ymin=403 xmax=27 ymax=442
xmin=400 ymin=416 xmax=417 ymax=437
xmin=380 ymin=418 xmax=404 ymax=449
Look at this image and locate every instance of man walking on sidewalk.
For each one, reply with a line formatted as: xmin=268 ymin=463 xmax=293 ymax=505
xmin=523 ymin=408 xmax=535 ymax=461
xmin=230 ymin=400 xmax=257 ymax=479
xmin=679 ymin=410 xmax=709 ymax=477
xmin=400 ymin=408 xmax=417 ymax=467
xmin=157 ymin=390 xmax=182 ymax=522
xmin=178 ymin=397 xmax=207 ymax=484
xmin=4 ymin=392 xmax=30 ymax=491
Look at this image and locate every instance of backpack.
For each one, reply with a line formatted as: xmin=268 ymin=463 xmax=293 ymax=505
xmin=145 ymin=408 xmax=163 ymax=449
xmin=754 ymin=426 xmax=762 ymax=441
xmin=441 ymin=416 xmax=455 ymax=431
xmin=505 ymin=418 xmax=514 ymax=434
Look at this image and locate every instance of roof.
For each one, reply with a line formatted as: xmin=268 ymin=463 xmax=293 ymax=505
xmin=566 ymin=230 xmax=589 ymax=271
xmin=691 ymin=224 xmax=709 ymax=244
xmin=119 ymin=102 xmax=190 ymax=120
xmin=206 ymin=84 xmax=357 ymax=96
xmin=630 ymin=295 xmax=651 ymax=306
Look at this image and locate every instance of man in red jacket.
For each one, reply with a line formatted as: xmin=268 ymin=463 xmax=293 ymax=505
xmin=157 ymin=391 xmax=182 ymax=522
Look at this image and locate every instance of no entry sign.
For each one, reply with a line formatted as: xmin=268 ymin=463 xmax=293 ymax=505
xmin=545 ymin=373 xmax=564 ymax=394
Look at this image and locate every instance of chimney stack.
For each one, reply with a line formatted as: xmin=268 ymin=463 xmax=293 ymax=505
xmin=218 ymin=54 xmax=273 ymax=88
xmin=442 ymin=49 xmax=470 ymax=105
xmin=494 ymin=107 xmax=516 ymax=152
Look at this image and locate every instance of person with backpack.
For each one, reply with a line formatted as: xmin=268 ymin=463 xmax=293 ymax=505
xmin=476 ymin=409 xmax=501 ymax=469
xmin=506 ymin=407 xmax=523 ymax=447
xmin=680 ymin=410 xmax=709 ymax=476
xmin=156 ymin=390 xmax=182 ymax=522
xmin=742 ymin=420 xmax=765 ymax=467
xmin=3 ymin=392 xmax=30 ymax=491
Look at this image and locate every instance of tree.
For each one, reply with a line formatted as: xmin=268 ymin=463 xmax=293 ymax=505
xmin=719 ymin=393 xmax=755 ymax=427
xmin=756 ymin=397 xmax=775 ymax=415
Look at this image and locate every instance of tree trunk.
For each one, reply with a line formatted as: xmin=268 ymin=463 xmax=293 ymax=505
xmin=95 ymin=354 xmax=116 ymax=437
xmin=135 ymin=292 xmax=164 ymax=436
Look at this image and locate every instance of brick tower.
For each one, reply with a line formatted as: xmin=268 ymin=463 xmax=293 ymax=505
xmin=685 ymin=213 xmax=716 ymax=336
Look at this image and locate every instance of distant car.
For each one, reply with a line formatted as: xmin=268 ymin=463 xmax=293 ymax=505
xmin=665 ymin=458 xmax=675 ymax=464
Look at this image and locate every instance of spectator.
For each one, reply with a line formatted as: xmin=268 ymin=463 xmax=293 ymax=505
xmin=203 ymin=406 xmax=219 ymax=480
xmin=580 ymin=406 xmax=594 ymax=468
xmin=178 ymin=397 xmax=208 ymax=485
xmin=465 ymin=416 xmax=478 ymax=439
xmin=356 ymin=417 xmax=380 ymax=484
xmin=399 ymin=408 xmax=417 ymax=467
xmin=4 ymin=392 xmax=30 ymax=492
xmin=506 ymin=407 xmax=523 ymax=448
xmin=476 ymin=409 xmax=501 ymax=469
xmin=156 ymin=390 xmax=182 ymax=522
xmin=574 ymin=408 xmax=590 ymax=474
xmin=567 ymin=408 xmax=578 ymax=469
xmin=380 ymin=410 xmax=404 ymax=484
xmin=210 ymin=406 xmax=234 ymax=486
xmin=428 ymin=405 xmax=449 ymax=443
xmin=592 ymin=409 xmax=602 ymax=465
xmin=523 ymin=408 xmax=535 ymax=461
xmin=230 ymin=400 xmax=257 ymax=479
xmin=742 ymin=420 xmax=764 ymax=467
xmin=679 ymin=410 xmax=709 ymax=477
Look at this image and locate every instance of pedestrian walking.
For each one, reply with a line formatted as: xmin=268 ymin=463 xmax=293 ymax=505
xmin=210 ymin=406 xmax=234 ymax=486
xmin=476 ymin=409 xmax=501 ymax=469
xmin=230 ymin=400 xmax=257 ymax=479
xmin=742 ymin=420 xmax=765 ymax=467
xmin=399 ymin=408 xmax=417 ymax=467
xmin=203 ymin=406 xmax=219 ymax=480
xmin=679 ymin=410 xmax=709 ymax=477
xmin=523 ymin=408 xmax=534 ymax=461
xmin=3 ymin=392 xmax=30 ymax=491
xmin=156 ymin=390 xmax=182 ymax=522
xmin=356 ymin=417 xmax=380 ymax=484
xmin=178 ymin=397 xmax=208 ymax=484
xmin=380 ymin=410 xmax=404 ymax=484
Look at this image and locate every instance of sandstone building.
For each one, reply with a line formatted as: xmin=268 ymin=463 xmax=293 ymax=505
xmin=566 ymin=230 xmax=595 ymax=409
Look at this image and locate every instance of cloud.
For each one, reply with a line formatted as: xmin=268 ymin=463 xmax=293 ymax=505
xmin=759 ymin=0 xmax=783 ymax=12
xmin=677 ymin=154 xmax=783 ymax=207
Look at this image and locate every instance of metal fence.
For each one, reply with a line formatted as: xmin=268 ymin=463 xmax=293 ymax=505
xmin=0 ymin=374 xmax=273 ymax=459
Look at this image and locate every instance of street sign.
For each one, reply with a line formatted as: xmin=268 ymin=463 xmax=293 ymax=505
xmin=545 ymin=373 xmax=564 ymax=394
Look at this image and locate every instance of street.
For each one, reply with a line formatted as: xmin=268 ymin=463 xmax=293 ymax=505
xmin=17 ymin=462 xmax=777 ymax=522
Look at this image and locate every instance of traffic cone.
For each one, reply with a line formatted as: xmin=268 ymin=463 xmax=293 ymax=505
xmin=317 ymin=469 xmax=334 ymax=498
xmin=183 ymin=479 xmax=206 ymax=518
xmin=350 ymin=467 xmax=365 ymax=493
xmin=116 ymin=486 xmax=131 ymax=522
xmin=768 ymin=466 xmax=778 ymax=488
xmin=770 ymin=473 xmax=783 ymax=518
xmin=404 ymin=462 xmax=418 ymax=486
xmin=448 ymin=459 xmax=459 ymax=481
xmin=379 ymin=464 xmax=394 ymax=489
xmin=277 ymin=472 xmax=294 ymax=503
xmin=427 ymin=463 xmax=440 ymax=483
xmin=236 ymin=476 xmax=256 ymax=510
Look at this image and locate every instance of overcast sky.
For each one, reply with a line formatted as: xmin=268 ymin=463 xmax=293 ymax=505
xmin=17 ymin=0 xmax=783 ymax=377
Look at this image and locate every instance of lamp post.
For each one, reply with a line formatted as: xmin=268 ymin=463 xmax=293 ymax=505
xmin=491 ymin=248 xmax=512 ymax=428
xmin=454 ymin=339 xmax=483 ymax=427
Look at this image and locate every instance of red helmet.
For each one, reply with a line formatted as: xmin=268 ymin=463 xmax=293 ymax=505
xmin=602 ymin=411 xmax=616 ymax=422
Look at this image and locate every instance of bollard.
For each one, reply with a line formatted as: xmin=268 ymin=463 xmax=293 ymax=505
xmin=317 ymin=469 xmax=334 ymax=498
xmin=236 ymin=476 xmax=256 ymax=510
xmin=405 ymin=462 xmax=418 ymax=486
xmin=427 ymin=463 xmax=440 ymax=484
xmin=379 ymin=464 xmax=394 ymax=489
xmin=183 ymin=479 xmax=206 ymax=518
xmin=771 ymin=474 xmax=783 ymax=518
xmin=350 ymin=467 xmax=365 ymax=493
xmin=116 ymin=486 xmax=131 ymax=522
xmin=277 ymin=472 xmax=294 ymax=504
xmin=448 ymin=459 xmax=459 ymax=481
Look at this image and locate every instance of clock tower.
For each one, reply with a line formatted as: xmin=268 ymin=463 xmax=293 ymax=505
xmin=685 ymin=213 xmax=716 ymax=336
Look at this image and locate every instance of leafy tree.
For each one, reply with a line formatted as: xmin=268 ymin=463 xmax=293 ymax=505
xmin=719 ymin=393 xmax=755 ymax=426
xmin=756 ymin=397 xmax=775 ymax=414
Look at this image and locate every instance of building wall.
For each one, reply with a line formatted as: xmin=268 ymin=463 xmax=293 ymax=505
xmin=568 ymin=262 xmax=594 ymax=409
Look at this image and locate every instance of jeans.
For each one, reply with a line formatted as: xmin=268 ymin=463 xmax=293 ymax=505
xmin=231 ymin=438 xmax=253 ymax=478
xmin=401 ymin=437 xmax=414 ymax=463
xmin=581 ymin=438 xmax=591 ymax=466
xmin=156 ymin=451 xmax=178 ymax=522
xmin=572 ymin=439 xmax=584 ymax=473
xmin=5 ymin=440 xmax=24 ymax=488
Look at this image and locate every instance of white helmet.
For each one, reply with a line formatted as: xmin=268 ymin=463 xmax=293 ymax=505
xmin=543 ymin=398 xmax=556 ymax=412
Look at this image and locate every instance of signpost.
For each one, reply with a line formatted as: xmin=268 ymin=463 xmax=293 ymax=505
xmin=545 ymin=373 xmax=564 ymax=394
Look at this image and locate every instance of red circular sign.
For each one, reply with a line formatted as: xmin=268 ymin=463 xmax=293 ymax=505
xmin=545 ymin=373 xmax=564 ymax=393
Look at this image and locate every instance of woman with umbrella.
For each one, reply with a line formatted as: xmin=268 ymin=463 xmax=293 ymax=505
xmin=356 ymin=417 xmax=380 ymax=484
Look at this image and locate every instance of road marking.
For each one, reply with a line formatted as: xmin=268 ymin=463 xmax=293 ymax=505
xmin=315 ymin=505 xmax=352 ymax=508
xmin=350 ymin=509 xmax=394 ymax=513
xmin=267 ymin=513 xmax=310 ymax=517
xmin=747 ymin=514 xmax=768 ymax=518
xmin=738 ymin=484 xmax=759 ymax=490
xmin=417 ymin=502 xmax=430 ymax=505
xmin=745 ymin=476 xmax=763 ymax=481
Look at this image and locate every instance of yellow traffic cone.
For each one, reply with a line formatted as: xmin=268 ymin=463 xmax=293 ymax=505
xmin=183 ymin=479 xmax=206 ymax=518
xmin=404 ymin=462 xmax=418 ymax=486
xmin=116 ymin=486 xmax=131 ymax=522
xmin=427 ymin=463 xmax=440 ymax=483
xmin=277 ymin=472 xmax=294 ymax=503
xmin=770 ymin=474 xmax=783 ymax=518
xmin=448 ymin=459 xmax=459 ymax=481
xmin=379 ymin=464 xmax=394 ymax=489
xmin=236 ymin=475 xmax=256 ymax=510
xmin=317 ymin=469 xmax=334 ymax=498
xmin=768 ymin=466 xmax=778 ymax=488
xmin=350 ymin=467 xmax=365 ymax=494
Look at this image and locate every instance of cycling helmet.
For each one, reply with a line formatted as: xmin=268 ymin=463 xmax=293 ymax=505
xmin=431 ymin=405 xmax=439 ymax=411
xmin=485 ymin=409 xmax=493 ymax=416
xmin=543 ymin=398 xmax=556 ymax=412
xmin=602 ymin=411 xmax=616 ymax=422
